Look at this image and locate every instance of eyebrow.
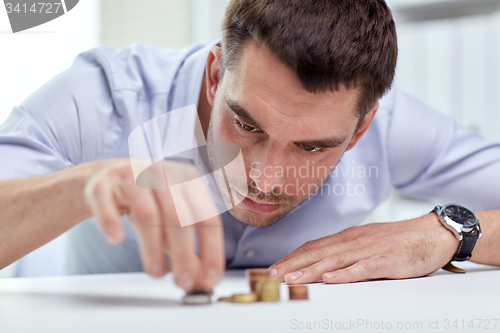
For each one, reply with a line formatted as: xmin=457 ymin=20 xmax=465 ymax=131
xmin=296 ymin=137 xmax=347 ymax=149
xmin=226 ymin=99 xmax=264 ymax=129
xmin=225 ymin=97 xmax=348 ymax=149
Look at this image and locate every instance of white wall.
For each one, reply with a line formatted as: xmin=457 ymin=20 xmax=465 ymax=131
xmin=190 ymin=0 xmax=230 ymax=44
xmin=101 ymin=0 xmax=190 ymax=48
xmin=0 ymin=0 xmax=101 ymax=125
xmin=394 ymin=10 xmax=500 ymax=142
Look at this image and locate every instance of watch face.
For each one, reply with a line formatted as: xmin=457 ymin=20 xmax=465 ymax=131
xmin=444 ymin=205 xmax=476 ymax=227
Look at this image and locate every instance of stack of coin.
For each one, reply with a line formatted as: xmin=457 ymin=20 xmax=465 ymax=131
xmin=231 ymin=292 xmax=258 ymax=303
xmin=246 ymin=268 xmax=271 ymax=292
xmin=255 ymin=278 xmax=281 ymax=302
xmin=182 ymin=288 xmax=213 ymax=305
xmin=288 ymin=285 xmax=308 ymax=300
xmin=217 ymin=293 xmax=258 ymax=303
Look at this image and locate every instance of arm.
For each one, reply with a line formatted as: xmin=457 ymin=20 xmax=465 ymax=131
xmin=0 ymin=59 xmax=113 ymax=270
xmin=470 ymin=210 xmax=500 ymax=266
xmin=0 ymin=161 xmax=103 ymax=269
xmin=269 ymin=209 xmax=500 ymax=285
xmin=0 ymin=158 xmax=225 ymax=290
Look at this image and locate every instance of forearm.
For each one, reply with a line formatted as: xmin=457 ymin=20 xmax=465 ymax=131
xmin=0 ymin=161 xmax=107 ymax=269
xmin=470 ymin=210 xmax=500 ymax=266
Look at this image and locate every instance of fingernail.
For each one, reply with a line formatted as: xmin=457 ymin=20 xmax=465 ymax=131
xmin=269 ymin=268 xmax=278 ymax=278
xmin=178 ymin=272 xmax=193 ymax=289
xmin=151 ymin=264 xmax=164 ymax=277
xmin=285 ymin=271 xmax=303 ymax=282
xmin=323 ymin=272 xmax=337 ymax=280
xmin=206 ymin=268 xmax=218 ymax=284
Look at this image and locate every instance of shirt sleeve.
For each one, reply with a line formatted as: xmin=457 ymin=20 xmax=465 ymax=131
xmin=386 ymin=87 xmax=500 ymax=211
xmin=0 ymin=52 xmax=116 ymax=180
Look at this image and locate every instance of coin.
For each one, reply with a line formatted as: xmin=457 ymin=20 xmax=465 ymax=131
xmin=289 ymin=285 xmax=308 ymax=300
xmin=231 ymin=293 xmax=258 ymax=303
xmin=256 ymin=279 xmax=281 ymax=302
xmin=246 ymin=268 xmax=271 ymax=292
xmin=182 ymin=288 xmax=213 ymax=305
xmin=217 ymin=296 xmax=233 ymax=302
xmin=442 ymin=262 xmax=466 ymax=273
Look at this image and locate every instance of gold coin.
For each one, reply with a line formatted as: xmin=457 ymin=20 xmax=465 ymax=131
xmin=217 ymin=297 xmax=232 ymax=302
xmin=442 ymin=262 xmax=466 ymax=273
xmin=256 ymin=279 xmax=280 ymax=302
xmin=231 ymin=293 xmax=258 ymax=303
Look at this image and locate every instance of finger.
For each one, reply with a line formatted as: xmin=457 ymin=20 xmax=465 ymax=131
xmin=269 ymin=246 xmax=307 ymax=270
xmin=153 ymin=189 xmax=170 ymax=254
xmin=127 ymin=187 xmax=167 ymax=278
xmin=85 ymin=177 xmax=125 ymax=244
xmin=195 ymin=216 xmax=225 ymax=289
xmin=156 ymin=187 xmax=200 ymax=290
xmin=322 ymin=257 xmax=388 ymax=284
xmin=284 ymin=249 xmax=374 ymax=285
xmin=271 ymin=236 xmax=374 ymax=279
xmin=168 ymin=225 xmax=200 ymax=290
xmin=270 ymin=226 xmax=362 ymax=268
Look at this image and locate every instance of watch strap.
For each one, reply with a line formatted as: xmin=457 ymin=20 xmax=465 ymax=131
xmin=452 ymin=233 xmax=479 ymax=262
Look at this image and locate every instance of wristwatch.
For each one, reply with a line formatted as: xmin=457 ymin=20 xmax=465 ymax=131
xmin=433 ymin=204 xmax=481 ymax=262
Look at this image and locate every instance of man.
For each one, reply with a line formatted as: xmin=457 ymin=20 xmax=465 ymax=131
xmin=0 ymin=0 xmax=499 ymax=291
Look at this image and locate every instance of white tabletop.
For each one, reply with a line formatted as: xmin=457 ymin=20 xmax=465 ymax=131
xmin=0 ymin=262 xmax=499 ymax=333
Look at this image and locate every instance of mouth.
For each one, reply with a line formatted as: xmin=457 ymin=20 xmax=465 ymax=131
xmin=232 ymin=190 xmax=281 ymax=214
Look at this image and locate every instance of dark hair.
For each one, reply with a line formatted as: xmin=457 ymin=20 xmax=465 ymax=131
xmin=220 ymin=0 xmax=398 ymax=118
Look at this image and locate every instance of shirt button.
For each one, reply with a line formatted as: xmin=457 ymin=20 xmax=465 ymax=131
xmin=244 ymin=249 xmax=255 ymax=258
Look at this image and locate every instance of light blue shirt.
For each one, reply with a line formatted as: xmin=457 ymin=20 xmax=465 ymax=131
xmin=1 ymin=40 xmax=499 ymax=274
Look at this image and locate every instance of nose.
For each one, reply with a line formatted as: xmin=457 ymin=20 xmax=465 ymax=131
xmin=248 ymin=146 xmax=286 ymax=194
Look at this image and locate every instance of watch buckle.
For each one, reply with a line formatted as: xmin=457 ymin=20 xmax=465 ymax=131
xmin=442 ymin=261 xmax=466 ymax=274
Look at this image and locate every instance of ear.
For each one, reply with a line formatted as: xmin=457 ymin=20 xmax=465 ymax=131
xmin=205 ymin=46 xmax=222 ymax=106
xmin=345 ymin=101 xmax=378 ymax=151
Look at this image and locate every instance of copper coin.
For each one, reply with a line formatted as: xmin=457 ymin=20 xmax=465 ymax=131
xmin=246 ymin=268 xmax=271 ymax=292
xmin=289 ymin=285 xmax=308 ymax=300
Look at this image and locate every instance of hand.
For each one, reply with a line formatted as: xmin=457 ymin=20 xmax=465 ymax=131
xmin=83 ymin=158 xmax=224 ymax=290
xmin=269 ymin=213 xmax=459 ymax=284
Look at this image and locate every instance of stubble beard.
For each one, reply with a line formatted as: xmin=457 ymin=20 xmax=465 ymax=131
xmin=207 ymin=113 xmax=336 ymax=227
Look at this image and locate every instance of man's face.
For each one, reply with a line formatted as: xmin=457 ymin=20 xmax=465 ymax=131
xmin=206 ymin=42 xmax=367 ymax=227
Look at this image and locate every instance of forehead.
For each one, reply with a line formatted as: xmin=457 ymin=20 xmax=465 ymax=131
xmin=222 ymin=42 xmax=360 ymax=135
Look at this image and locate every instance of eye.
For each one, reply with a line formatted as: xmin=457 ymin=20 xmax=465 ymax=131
xmin=298 ymin=144 xmax=326 ymax=153
xmin=235 ymin=118 xmax=259 ymax=132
